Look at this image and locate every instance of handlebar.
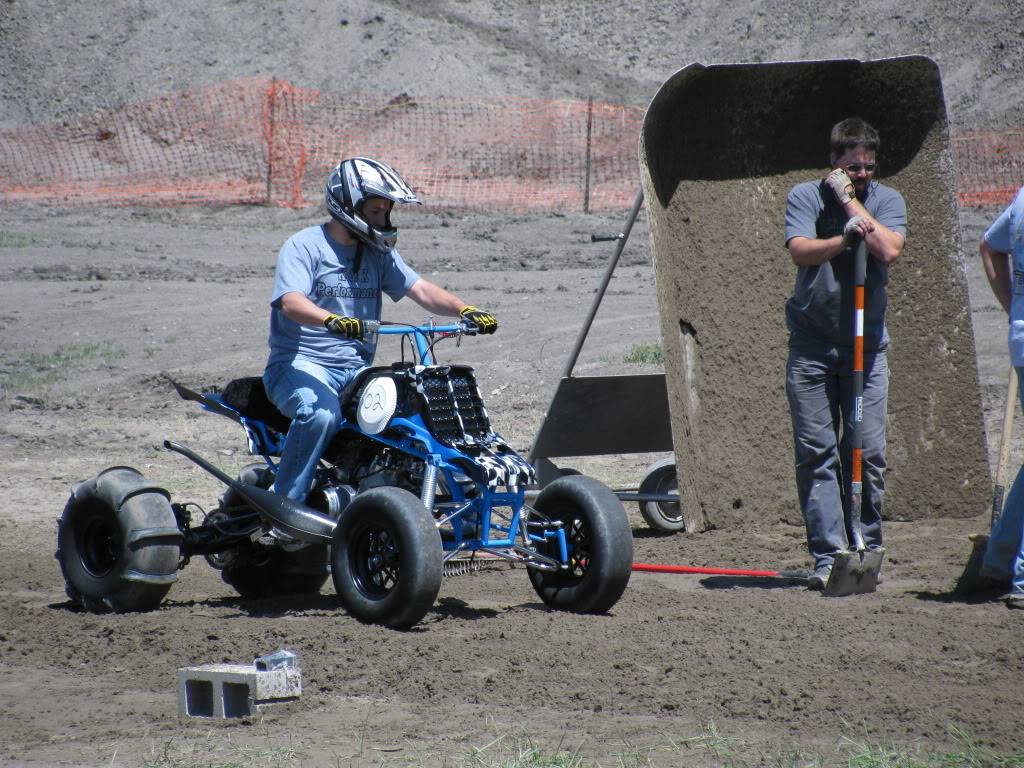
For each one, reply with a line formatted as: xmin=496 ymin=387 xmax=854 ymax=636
xmin=364 ymin=319 xmax=479 ymax=365
xmin=364 ymin=320 xmax=471 ymax=335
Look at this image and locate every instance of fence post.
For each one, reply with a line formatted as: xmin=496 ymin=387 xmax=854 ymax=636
xmin=583 ymin=97 xmax=593 ymax=213
xmin=265 ymin=78 xmax=278 ymax=206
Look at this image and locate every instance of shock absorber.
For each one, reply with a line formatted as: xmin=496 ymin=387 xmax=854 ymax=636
xmin=420 ymin=461 xmax=438 ymax=512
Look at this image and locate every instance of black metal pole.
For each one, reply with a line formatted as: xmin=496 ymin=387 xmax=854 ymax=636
xmin=559 ymin=185 xmax=645 ymax=382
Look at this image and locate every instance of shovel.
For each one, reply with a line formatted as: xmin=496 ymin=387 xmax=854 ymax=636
xmin=953 ymin=365 xmax=1017 ymax=595
xmin=824 ymin=237 xmax=885 ymax=596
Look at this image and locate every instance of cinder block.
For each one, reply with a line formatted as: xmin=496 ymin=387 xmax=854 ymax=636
xmin=177 ymin=663 xmax=301 ymax=718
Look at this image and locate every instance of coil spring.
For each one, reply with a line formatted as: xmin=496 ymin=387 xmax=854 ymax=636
xmin=442 ymin=559 xmax=483 ymax=577
xmin=442 ymin=557 xmax=509 ymax=577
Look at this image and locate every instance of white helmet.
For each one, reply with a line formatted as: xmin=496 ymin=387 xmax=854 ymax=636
xmin=325 ymin=157 xmax=420 ymax=252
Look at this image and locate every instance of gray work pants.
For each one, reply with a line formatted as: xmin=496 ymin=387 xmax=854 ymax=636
xmin=785 ymin=343 xmax=888 ymax=569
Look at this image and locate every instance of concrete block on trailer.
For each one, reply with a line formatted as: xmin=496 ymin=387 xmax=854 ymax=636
xmin=177 ymin=663 xmax=301 ymax=718
xmin=639 ymin=56 xmax=990 ymax=531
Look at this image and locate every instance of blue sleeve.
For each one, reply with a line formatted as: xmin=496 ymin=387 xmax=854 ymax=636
xmin=873 ymin=187 xmax=907 ymax=239
xmin=381 ymin=248 xmax=421 ymax=302
xmin=984 ymin=205 xmax=1013 ymax=253
xmin=784 ymin=183 xmax=821 ymax=245
xmin=270 ymin=236 xmax=316 ymax=305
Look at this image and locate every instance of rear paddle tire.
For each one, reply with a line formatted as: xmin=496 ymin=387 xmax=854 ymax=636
xmin=528 ymin=475 xmax=633 ymax=613
xmin=216 ymin=463 xmax=329 ymax=598
xmin=637 ymin=457 xmax=685 ymax=532
xmin=56 ymin=466 xmax=181 ymax=613
xmin=221 ymin=544 xmax=330 ymax=599
xmin=331 ymin=487 xmax=443 ymax=628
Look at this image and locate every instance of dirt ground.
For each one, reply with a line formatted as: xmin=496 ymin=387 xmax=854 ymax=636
xmin=0 ymin=200 xmax=1022 ymax=767
xmin=4 ymin=1 xmax=1024 ymax=765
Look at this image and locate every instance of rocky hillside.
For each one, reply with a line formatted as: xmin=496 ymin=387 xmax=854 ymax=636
xmin=2 ymin=0 xmax=1021 ymax=130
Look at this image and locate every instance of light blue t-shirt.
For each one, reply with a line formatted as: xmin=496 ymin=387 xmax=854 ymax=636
xmin=266 ymin=224 xmax=420 ymax=370
xmin=984 ymin=186 xmax=1024 ymax=366
xmin=784 ymin=179 xmax=907 ymax=351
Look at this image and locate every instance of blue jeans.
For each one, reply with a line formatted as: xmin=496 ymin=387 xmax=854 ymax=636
xmin=786 ymin=343 xmax=888 ymax=569
xmin=263 ymin=358 xmax=363 ymax=502
xmin=981 ymin=365 xmax=1024 ymax=597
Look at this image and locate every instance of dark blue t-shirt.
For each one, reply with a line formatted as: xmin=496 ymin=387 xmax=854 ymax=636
xmin=784 ymin=179 xmax=907 ymax=351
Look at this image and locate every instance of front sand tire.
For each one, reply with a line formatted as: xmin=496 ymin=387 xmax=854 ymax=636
xmin=331 ymin=487 xmax=443 ymax=629
xmin=528 ymin=475 xmax=633 ymax=613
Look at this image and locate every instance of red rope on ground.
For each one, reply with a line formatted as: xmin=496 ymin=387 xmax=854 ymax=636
xmin=632 ymin=562 xmax=785 ymax=577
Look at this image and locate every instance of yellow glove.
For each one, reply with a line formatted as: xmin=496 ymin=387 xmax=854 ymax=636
xmin=323 ymin=314 xmax=364 ymax=340
xmin=459 ymin=306 xmax=498 ymax=335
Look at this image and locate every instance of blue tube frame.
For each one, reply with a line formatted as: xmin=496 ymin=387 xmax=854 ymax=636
xmin=188 ymin=321 xmax=570 ymax=567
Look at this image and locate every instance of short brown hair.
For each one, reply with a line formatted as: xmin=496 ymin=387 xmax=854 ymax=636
xmin=829 ymin=117 xmax=880 ymax=163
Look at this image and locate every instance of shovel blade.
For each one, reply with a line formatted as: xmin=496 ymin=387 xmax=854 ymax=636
xmin=953 ymin=534 xmax=989 ymax=595
xmin=823 ymin=547 xmax=884 ymax=596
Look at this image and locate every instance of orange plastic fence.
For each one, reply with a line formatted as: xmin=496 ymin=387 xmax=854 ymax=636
xmin=951 ymin=129 xmax=1024 ymax=206
xmin=0 ymin=77 xmax=641 ymax=212
xmin=0 ymin=77 xmax=1020 ymax=211
xmin=1 ymin=78 xmax=271 ymax=207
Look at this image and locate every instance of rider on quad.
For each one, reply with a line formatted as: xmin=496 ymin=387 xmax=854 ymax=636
xmin=263 ymin=157 xmax=498 ymax=504
xmin=56 ymin=160 xmax=634 ymax=626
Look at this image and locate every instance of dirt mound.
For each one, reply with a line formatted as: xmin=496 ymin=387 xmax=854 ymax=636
xmin=2 ymin=2 xmax=1022 ymax=130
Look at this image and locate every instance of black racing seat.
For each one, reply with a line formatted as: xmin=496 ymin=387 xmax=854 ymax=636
xmin=221 ymin=365 xmax=409 ymax=434
xmin=221 ymin=377 xmax=291 ymax=435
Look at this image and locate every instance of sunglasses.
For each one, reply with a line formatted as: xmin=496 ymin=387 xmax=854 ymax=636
xmin=845 ymin=163 xmax=877 ymax=174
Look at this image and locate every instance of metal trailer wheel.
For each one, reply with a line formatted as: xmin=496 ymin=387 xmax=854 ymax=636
xmin=216 ymin=463 xmax=330 ymax=598
xmin=637 ymin=457 xmax=684 ymax=532
xmin=528 ymin=475 xmax=633 ymax=613
xmin=56 ymin=466 xmax=181 ymax=613
xmin=331 ymin=486 xmax=443 ymax=628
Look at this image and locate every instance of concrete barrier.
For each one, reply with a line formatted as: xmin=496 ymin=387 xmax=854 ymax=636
xmin=639 ymin=57 xmax=989 ymax=531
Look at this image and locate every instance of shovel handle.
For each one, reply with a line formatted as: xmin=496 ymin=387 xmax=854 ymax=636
xmin=992 ymin=366 xmax=1019 ymax=527
xmin=851 ymin=239 xmax=866 ymax=491
xmin=848 ymin=239 xmax=867 ymax=551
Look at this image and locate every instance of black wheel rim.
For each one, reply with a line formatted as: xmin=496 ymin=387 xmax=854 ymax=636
xmin=78 ymin=512 xmax=121 ymax=577
xmin=542 ymin=508 xmax=592 ymax=584
xmin=565 ymin=515 xmax=592 ymax=579
xmin=349 ymin=520 xmax=401 ymax=599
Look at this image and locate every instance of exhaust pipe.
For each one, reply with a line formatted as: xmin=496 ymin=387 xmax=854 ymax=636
xmin=163 ymin=440 xmax=336 ymax=543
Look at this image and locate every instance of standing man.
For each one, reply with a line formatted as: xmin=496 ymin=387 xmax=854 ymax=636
xmin=263 ymin=157 xmax=497 ymax=503
xmin=783 ymin=118 xmax=907 ymax=589
xmin=974 ymin=185 xmax=1024 ymax=608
